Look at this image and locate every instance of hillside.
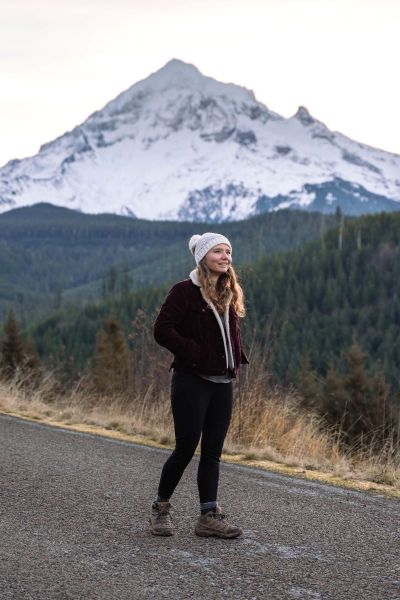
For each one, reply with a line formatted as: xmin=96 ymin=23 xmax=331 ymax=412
xmin=23 ymin=211 xmax=400 ymax=396
xmin=0 ymin=203 xmax=337 ymax=322
xmin=244 ymin=211 xmax=400 ymax=393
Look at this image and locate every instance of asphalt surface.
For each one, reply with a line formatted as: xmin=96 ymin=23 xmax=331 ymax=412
xmin=0 ymin=413 xmax=399 ymax=600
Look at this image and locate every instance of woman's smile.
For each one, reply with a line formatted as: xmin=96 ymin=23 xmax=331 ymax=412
xmin=204 ymin=244 xmax=232 ymax=275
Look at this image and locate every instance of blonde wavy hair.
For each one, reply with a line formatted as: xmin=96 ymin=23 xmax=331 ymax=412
xmin=197 ymin=259 xmax=245 ymax=317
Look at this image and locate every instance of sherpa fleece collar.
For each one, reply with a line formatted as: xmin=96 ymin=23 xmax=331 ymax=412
xmin=189 ymin=269 xmax=201 ymax=286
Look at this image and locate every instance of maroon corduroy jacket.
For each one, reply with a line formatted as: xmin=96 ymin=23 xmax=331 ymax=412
xmin=153 ymin=278 xmax=249 ymax=378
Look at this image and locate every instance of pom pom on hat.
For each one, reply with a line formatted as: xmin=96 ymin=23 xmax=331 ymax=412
xmin=188 ymin=232 xmax=232 ymax=265
xmin=189 ymin=234 xmax=202 ymax=256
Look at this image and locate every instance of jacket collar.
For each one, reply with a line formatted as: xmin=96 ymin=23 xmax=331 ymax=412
xmin=189 ymin=268 xmax=201 ymax=287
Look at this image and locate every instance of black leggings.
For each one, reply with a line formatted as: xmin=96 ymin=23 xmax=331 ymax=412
xmin=157 ymin=370 xmax=233 ymax=504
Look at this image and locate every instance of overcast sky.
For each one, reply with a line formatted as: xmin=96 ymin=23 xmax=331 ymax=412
xmin=1 ymin=0 xmax=399 ymax=167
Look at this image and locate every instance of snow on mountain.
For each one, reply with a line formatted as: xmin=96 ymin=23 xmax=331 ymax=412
xmin=1 ymin=58 xmax=400 ymax=221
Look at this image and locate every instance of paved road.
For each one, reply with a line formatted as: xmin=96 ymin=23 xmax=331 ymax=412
xmin=0 ymin=414 xmax=399 ymax=600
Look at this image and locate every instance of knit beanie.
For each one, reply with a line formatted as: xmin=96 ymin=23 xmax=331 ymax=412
xmin=188 ymin=232 xmax=232 ymax=265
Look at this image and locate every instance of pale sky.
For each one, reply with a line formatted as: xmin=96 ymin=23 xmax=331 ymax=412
xmin=1 ymin=0 xmax=399 ymax=168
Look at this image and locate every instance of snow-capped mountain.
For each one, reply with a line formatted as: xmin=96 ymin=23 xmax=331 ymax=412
xmin=1 ymin=58 xmax=400 ymax=221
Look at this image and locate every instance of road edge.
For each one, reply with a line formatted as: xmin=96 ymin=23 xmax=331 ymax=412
xmin=1 ymin=407 xmax=399 ymax=500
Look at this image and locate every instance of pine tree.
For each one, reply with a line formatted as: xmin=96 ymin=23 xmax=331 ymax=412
xmin=0 ymin=308 xmax=26 ymax=379
xmin=91 ymin=316 xmax=132 ymax=396
xmin=335 ymin=206 xmax=344 ymax=250
xmin=323 ymin=360 xmax=350 ymax=432
xmin=319 ymin=341 xmax=395 ymax=448
xmin=342 ymin=341 xmax=391 ymax=442
xmin=296 ymin=355 xmax=324 ymax=411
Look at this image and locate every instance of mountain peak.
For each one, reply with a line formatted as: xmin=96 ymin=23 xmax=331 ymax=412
xmin=294 ymin=106 xmax=315 ymax=126
xmin=158 ymin=58 xmax=201 ymax=75
xmin=136 ymin=58 xmax=255 ymax=102
xmin=98 ymin=58 xmax=260 ymax=119
xmin=145 ymin=58 xmax=204 ymax=88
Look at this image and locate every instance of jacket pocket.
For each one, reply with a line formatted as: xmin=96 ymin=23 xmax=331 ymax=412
xmin=185 ymin=339 xmax=202 ymax=366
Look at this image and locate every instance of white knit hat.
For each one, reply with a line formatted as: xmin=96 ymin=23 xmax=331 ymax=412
xmin=188 ymin=232 xmax=232 ymax=265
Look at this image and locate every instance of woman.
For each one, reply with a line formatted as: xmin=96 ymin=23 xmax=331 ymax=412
xmin=150 ymin=232 xmax=249 ymax=539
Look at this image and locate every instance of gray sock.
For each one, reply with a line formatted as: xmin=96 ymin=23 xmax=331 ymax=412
xmin=154 ymin=495 xmax=169 ymax=504
xmin=200 ymin=501 xmax=217 ymax=515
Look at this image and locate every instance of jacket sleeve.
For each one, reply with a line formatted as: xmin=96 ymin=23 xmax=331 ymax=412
xmin=229 ymin=306 xmax=249 ymax=367
xmin=153 ymin=283 xmax=200 ymax=361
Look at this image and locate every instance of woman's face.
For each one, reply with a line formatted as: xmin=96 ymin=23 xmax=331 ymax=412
xmin=204 ymin=244 xmax=232 ymax=276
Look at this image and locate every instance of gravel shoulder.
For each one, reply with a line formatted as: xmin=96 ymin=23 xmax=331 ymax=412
xmin=1 ymin=413 xmax=399 ymax=600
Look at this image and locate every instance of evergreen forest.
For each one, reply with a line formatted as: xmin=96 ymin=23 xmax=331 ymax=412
xmin=1 ymin=203 xmax=399 ymax=404
xmin=0 ymin=203 xmax=338 ymax=323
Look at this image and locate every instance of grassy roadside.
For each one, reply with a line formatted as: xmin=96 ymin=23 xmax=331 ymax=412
xmin=1 ymin=384 xmax=399 ymax=500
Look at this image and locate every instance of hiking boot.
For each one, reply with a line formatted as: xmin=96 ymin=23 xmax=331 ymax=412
xmin=149 ymin=501 xmax=174 ymax=536
xmin=195 ymin=506 xmax=242 ymax=539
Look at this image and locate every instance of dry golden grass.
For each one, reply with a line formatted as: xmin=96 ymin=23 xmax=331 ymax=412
xmin=1 ymin=365 xmax=399 ymax=492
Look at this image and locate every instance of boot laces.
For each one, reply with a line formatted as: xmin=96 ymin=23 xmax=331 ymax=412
xmin=212 ymin=512 xmax=226 ymax=521
xmin=156 ymin=509 xmax=172 ymax=524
